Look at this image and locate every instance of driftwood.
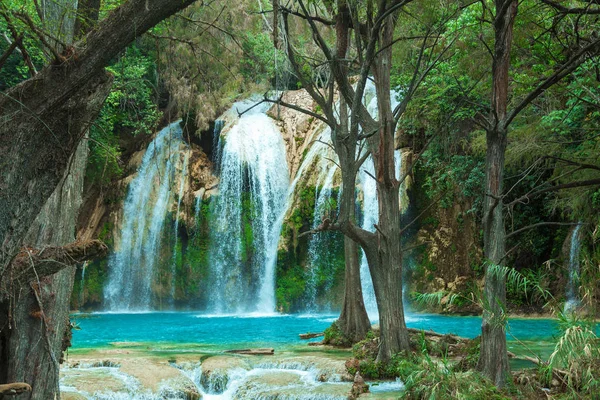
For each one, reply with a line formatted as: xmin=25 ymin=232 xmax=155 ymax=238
xmin=0 ymin=383 xmax=32 ymax=397
xmin=300 ymin=332 xmax=324 ymax=339
xmin=507 ymin=351 xmax=570 ymax=383
xmin=2 ymin=240 xmax=107 ymax=290
xmin=225 ymin=348 xmax=274 ymax=355
xmin=407 ymin=328 xmax=467 ymax=344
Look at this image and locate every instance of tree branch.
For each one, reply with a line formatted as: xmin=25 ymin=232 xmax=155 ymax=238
xmin=504 ymin=38 xmax=600 ymax=128
xmin=539 ymin=0 xmax=600 ymax=14
xmin=507 ymin=178 xmax=600 ymax=206
xmin=0 ymin=33 xmax=21 ymax=71
xmin=506 ymin=222 xmax=582 ymax=239
xmin=5 ymin=240 xmax=107 ymax=289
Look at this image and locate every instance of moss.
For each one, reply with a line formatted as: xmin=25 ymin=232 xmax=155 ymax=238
xmin=323 ymin=321 xmax=351 ymax=347
xmin=275 ymin=263 xmax=307 ymax=313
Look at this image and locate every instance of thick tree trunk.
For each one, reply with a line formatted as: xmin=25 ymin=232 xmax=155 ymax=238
xmin=338 ymin=235 xmax=371 ymax=343
xmin=478 ymin=129 xmax=509 ymax=386
xmin=367 ymin=14 xmax=410 ymax=361
xmin=477 ymin=0 xmax=517 ymax=387
xmin=0 ymin=0 xmax=197 ymax=279
xmin=368 ymin=165 xmax=410 ymax=361
xmin=0 ymin=139 xmax=89 ymax=399
xmin=0 ymin=0 xmax=197 ymax=396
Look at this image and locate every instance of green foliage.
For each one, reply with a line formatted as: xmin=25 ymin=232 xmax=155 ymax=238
xmin=87 ymin=44 xmax=161 ymax=186
xmin=421 ymin=154 xmax=485 ymax=212
xmin=240 ymin=31 xmax=288 ymax=85
xmin=275 ymin=262 xmax=306 ymax=313
xmin=402 ymin=357 xmax=509 ymax=400
xmin=323 ymin=321 xmax=351 ymax=347
xmin=542 ymin=311 xmax=600 ymax=397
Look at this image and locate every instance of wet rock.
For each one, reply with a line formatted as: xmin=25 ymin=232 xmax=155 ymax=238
xmin=199 ymin=356 xmax=249 ymax=394
xmin=351 ymin=372 xmax=369 ymax=399
xmin=233 ymin=369 xmax=350 ymax=400
xmin=159 ymin=376 xmax=202 ymax=400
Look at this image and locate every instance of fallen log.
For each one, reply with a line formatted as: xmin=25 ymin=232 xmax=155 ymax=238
xmin=225 ymin=348 xmax=274 ymax=355
xmin=407 ymin=328 xmax=467 ymax=344
xmin=0 ymin=383 xmax=32 ymax=397
xmin=300 ymin=332 xmax=324 ymax=339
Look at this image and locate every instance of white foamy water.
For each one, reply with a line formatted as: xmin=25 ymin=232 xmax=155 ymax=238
xmin=208 ymin=102 xmax=289 ymax=314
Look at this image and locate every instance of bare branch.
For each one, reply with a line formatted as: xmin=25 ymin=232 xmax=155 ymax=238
xmin=539 ymin=0 xmax=600 ymax=14
xmin=4 ymin=240 xmax=108 ymax=289
xmin=507 ymin=177 xmax=600 ymax=206
xmin=506 ymin=222 xmax=583 ymax=239
xmin=504 ymin=38 xmax=600 ymax=129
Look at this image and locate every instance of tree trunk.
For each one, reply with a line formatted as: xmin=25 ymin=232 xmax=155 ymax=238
xmin=478 ymin=128 xmax=509 ymax=386
xmin=0 ymin=0 xmax=197 ymax=279
xmin=333 ymin=83 xmax=370 ymax=344
xmin=367 ymin=13 xmax=410 ymax=362
xmin=73 ymin=0 xmax=101 ymax=39
xmin=477 ymin=0 xmax=518 ymax=387
xmin=338 ymin=236 xmax=371 ymax=343
xmin=368 ymin=162 xmax=411 ymax=361
xmin=0 ymin=0 xmax=198 ymax=396
xmin=0 ymin=139 xmax=88 ymax=399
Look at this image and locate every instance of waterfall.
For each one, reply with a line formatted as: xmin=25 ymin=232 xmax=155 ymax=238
xmin=171 ymin=152 xmax=189 ymax=303
xmin=79 ymin=261 xmax=88 ymax=308
xmin=104 ymin=121 xmax=188 ymax=311
xmin=212 ymin=119 xmax=225 ymax=173
xmin=305 ymin=158 xmax=339 ymax=312
xmin=208 ymin=103 xmax=289 ymax=314
xmin=194 ymin=192 xmax=203 ymax=223
xmin=565 ymin=223 xmax=583 ymax=311
xmin=357 ymin=158 xmax=378 ymax=317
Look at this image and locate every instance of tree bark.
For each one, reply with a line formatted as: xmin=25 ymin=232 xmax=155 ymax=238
xmin=0 ymin=0 xmax=197 ymax=282
xmin=0 ymin=0 xmax=198 ymax=397
xmin=338 ymin=237 xmax=371 ymax=343
xmin=330 ymin=1 xmax=371 ymax=345
xmin=2 ymin=240 xmax=107 ymax=292
xmin=477 ymin=0 xmax=517 ymax=387
xmin=73 ymin=0 xmax=101 ymax=39
xmin=366 ymin=11 xmax=410 ymax=361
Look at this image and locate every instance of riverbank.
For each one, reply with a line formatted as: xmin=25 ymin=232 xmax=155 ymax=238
xmin=61 ymin=311 xmax=579 ymax=399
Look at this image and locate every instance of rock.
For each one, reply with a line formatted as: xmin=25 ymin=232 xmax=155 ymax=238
xmin=0 ymin=383 xmax=32 ymax=396
xmin=350 ymin=372 xmax=369 ymax=398
xmin=199 ymin=356 xmax=249 ymax=394
xmin=158 ymin=376 xmax=202 ymax=400
xmin=345 ymin=359 xmax=359 ymax=373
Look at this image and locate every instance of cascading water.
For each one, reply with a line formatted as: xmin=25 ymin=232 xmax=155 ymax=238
xmin=305 ymin=158 xmax=339 ymax=312
xmin=208 ymin=102 xmax=289 ymax=314
xmin=565 ymin=223 xmax=583 ymax=311
xmin=194 ymin=192 xmax=203 ymax=222
xmin=79 ymin=261 xmax=88 ymax=308
xmin=212 ymin=119 xmax=225 ymax=173
xmin=170 ymin=152 xmax=189 ymax=302
xmin=104 ymin=121 xmax=189 ymax=311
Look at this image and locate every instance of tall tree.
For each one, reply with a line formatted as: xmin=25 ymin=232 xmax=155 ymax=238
xmin=277 ymin=0 xmax=454 ymax=360
xmin=477 ymin=0 xmax=600 ymax=386
xmin=0 ymin=0 xmax=198 ymax=396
